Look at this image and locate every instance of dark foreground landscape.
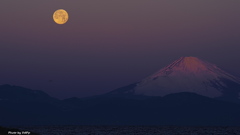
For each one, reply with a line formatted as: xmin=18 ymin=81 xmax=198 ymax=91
xmin=1 ymin=84 xmax=240 ymax=126
xmin=1 ymin=57 xmax=240 ymax=135
xmin=15 ymin=126 xmax=240 ymax=135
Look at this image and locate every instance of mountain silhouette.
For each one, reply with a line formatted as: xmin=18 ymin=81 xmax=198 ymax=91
xmin=1 ymin=57 xmax=240 ymax=126
xmin=107 ymin=57 xmax=240 ymax=103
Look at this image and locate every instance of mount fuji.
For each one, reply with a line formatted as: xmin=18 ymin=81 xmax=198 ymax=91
xmin=107 ymin=57 xmax=240 ymax=101
xmin=1 ymin=56 xmax=240 ymax=126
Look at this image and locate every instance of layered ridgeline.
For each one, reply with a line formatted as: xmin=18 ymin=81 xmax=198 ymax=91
xmin=107 ymin=57 xmax=240 ymax=101
xmin=1 ymin=57 xmax=240 ymax=126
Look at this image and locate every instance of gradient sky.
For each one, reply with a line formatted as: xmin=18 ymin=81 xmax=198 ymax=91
xmin=1 ymin=0 xmax=240 ymax=99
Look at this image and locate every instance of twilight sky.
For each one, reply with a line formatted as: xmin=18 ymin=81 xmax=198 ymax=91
xmin=0 ymin=0 xmax=240 ymax=99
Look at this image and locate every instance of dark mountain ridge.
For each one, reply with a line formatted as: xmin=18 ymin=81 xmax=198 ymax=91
xmin=1 ymin=84 xmax=240 ymax=126
xmin=1 ymin=57 xmax=240 ymax=126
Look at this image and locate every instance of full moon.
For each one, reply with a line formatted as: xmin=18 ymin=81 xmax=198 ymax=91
xmin=53 ymin=9 xmax=69 ymax=24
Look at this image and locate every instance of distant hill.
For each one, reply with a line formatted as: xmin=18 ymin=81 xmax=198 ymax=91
xmin=1 ymin=57 xmax=240 ymax=126
xmin=0 ymin=84 xmax=58 ymax=102
xmin=1 ymin=84 xmax=240 ymax=126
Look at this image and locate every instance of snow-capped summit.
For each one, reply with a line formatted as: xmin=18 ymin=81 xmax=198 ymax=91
xmin=108 ymin=57 xmax=240 ymax=99
xmin=134 ymin=56 xmax=240 ymax=98
xmin=149 ymin=56 xmax=225 ymax=77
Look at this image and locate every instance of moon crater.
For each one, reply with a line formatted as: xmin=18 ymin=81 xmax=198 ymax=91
xmin=53 ymin=9 xmax=69 ymax=24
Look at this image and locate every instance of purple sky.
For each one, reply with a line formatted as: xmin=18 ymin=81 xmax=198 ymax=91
xmin=0 ymin=1 xmax=240 ymax=99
